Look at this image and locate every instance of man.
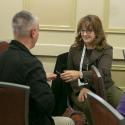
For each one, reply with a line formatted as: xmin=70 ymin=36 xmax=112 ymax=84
xmin=0 ymin=10 xmax=74 ymax=125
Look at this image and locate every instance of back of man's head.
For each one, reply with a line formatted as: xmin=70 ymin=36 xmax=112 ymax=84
xmin=12 ymin=10 xmax=37 ymax=37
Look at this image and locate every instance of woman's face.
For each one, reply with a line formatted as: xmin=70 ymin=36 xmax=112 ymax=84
xmin=80 ymin=26 xmax=96 ymax=47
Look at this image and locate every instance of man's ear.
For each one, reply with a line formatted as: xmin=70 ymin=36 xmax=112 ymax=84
xmin=30 ymin=28 xmax=36 ymax=38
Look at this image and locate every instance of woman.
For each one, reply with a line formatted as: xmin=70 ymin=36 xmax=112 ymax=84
xmin=60 ymin=15 xmax=123 ymax=125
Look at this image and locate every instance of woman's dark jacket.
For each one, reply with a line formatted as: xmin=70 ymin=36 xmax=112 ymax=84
xmin=51 ymin=45 xmax=115 ymax=115
xmin=68 ymin=45 xmax=114 ymax=93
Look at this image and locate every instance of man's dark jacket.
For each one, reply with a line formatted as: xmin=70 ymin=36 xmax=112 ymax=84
xmin=0 ymin=40 xmax=55 ymax=125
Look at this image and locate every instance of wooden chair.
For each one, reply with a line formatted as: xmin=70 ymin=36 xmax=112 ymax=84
xmin=0 ymin=81 xmax=30 ymax=125
xmin=0 ymin=41 xmax=9 ymax=53
xmin=87 ymin=91 xmax=125 ymax=125
xmin=91 ymin=65 xmax=106 ymax=99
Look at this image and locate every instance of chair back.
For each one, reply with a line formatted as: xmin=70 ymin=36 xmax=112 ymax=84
xmin=91 ymin=65 xmax=106 ymax=99
xmin=0 ymin=41 xmax=9 ymax=53
xmin=87 ymin=91 xmax=125 ymax=125
xmin=0 ymin=82 xmax=30 ymax=125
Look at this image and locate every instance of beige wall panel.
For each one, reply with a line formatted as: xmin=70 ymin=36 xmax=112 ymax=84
xmin=76 ymin=0 xmax=104 ymax=23
xmin=107 ymin=34 xmax=125 ymax=47
xmin=24 ymin=0 xmax=76 ymax=31
xmin=111 ymin=62 xmax=125 ymax=90
xmin=112 ymin=71 xmax=125 ymax=90
xmin=24 ymin=0 xmax=76 ymax=57
xmin=112 ymin=65 xmax=125 ymax=90
xmin=106 ymin=34 xmax=125 ymax=59
xmin=0 ymin=0 xmax=23 ymax=40
xmin=104 ymin=0 xmax=125 ymax=33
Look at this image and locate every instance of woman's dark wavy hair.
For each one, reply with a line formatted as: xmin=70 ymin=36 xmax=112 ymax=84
xmin=73 ymin=15 xmax=107 ymax=50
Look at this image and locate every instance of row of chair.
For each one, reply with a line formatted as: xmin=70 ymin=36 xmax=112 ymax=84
xmin=0 ymin=81 xmax=124 ymax=125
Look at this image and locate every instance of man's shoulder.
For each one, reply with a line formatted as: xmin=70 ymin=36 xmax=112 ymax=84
xmin=7 ymin=46 xmax=42 ymax=67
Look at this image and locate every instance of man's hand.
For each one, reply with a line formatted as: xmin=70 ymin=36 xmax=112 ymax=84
xmin=46 ymin=73 xmax=57 ymax=81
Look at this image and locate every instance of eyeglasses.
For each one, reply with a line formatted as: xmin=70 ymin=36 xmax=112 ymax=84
xmin=80 ymin=29 xmax=93 ymax=34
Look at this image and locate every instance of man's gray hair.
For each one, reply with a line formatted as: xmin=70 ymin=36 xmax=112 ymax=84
xmin=12 ymin=10 xmax=37 ymax=36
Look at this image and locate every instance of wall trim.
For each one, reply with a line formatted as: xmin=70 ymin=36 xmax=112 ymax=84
xmin=31 ymin=43 xmax=70 ymax=56
xmin=31 ymin=44 xmax=125 ymax=59
xmin=120 ymin=87 xmax=125 ymax=91
xmin=112 ymin=64 xmax=125 ymax=71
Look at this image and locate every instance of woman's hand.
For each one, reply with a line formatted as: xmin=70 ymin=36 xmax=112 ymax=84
xmin=60 ymin=70 xmax=80 ymax=82
xmin=46 ymin=72 xmax=57 ymax=81
xmin=78 ymin=88 xmax=90 ymax=102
